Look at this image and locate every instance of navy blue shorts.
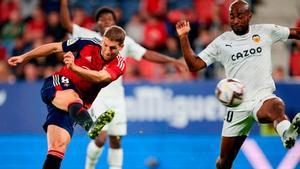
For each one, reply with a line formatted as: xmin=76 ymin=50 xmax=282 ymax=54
xmin=41 ymin=75 xmax=77 ymax=137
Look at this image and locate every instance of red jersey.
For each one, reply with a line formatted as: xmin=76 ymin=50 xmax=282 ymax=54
xmin=57 ymin=37 xmax=126 ymax=107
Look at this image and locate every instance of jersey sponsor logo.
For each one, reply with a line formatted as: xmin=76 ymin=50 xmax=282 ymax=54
xmin=231 ymin=47 xmax=262 ymax=61
xmin=252 ymin=34 xmax=261 ymax=43
xmin=67 ymin=38 xmax=79 ymax=46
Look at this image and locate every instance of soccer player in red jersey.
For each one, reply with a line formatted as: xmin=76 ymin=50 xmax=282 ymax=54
xmin=8 ymin=26 xmax=126 ymax=169
xmin=60 ymin=1 xmax=188 ymax=168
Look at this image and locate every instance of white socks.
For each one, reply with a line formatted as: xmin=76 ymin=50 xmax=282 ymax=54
xmin=85 ymin=141 xmax=104 ymax=169
xmin=85 ymin=141 xmax=123 ymax=169
xmin=276 ymin=120 xmax=291 ymax=138
xmin=108 ymin=148 xmax=123 ymax=169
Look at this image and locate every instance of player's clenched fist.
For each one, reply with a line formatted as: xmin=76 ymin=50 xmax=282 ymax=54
xmin=176 ymin=20 xmax=191 ymax=37
xmin=63 ymin=51 xmax=75 ymax=69
xmin=8 ymin=56 xmax=25 ymax=66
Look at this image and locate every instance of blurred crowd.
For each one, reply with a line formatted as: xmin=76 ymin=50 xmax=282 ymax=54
xmin=0 ymin=0 xmax=299 ymax=84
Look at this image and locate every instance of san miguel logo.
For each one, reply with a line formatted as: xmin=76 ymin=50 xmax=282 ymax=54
xmin=252 ymin=34 xmax=261 ymax=43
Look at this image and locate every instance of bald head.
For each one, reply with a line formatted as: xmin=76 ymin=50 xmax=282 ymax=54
xmin=230 ymin=0 xmax=250 ymax=12
xmin=229 ymin=0 xmax=252 ymax=35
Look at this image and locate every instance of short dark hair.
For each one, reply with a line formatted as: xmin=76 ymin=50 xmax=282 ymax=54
xmin=103 ymin=26 xmax=126 ymax=45
xmin=94 ymin=7 xmax=117 ymax=22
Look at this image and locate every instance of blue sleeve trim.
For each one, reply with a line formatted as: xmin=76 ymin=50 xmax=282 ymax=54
xmin=62 ymin=37 xmax=101 ymax=52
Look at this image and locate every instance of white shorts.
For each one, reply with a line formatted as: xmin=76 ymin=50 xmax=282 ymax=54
xmin=222 ymin=93 xmax=279 ymax=137
xmin=89 ymin=95 xmax=127 ymax=136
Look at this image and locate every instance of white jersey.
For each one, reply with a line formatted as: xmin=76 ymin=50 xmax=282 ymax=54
xmin=72 ymin=24 xmax=147 ymax=100
xmin=198 ymin=24 xmax=290 ymax=104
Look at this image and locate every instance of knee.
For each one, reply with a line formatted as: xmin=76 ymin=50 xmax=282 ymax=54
xmin=65 ymin=89 xmax=80 ymax=101
xmin=94 ymin=133 xmax=107 ymax=147
xmin=271 ymin=99 xmax=285 ymax=117
xmin=267 ymin=99 xmax=285 ymax=121
xmin=109 ymin=136 xmax=121 ymax=149
xmin=48 ymin=140 xmax=68 ymax=153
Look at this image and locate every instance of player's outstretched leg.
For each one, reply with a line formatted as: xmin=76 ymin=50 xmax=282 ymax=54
xmin=282 ymin=113 xmax=300 ymax=149
xmin=88 ymin=109 xmax=115 ymax=139
xmin=85 ymin=140 xmax=104 ymax=169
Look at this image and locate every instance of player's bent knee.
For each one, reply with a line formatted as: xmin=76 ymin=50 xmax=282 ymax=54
xmin=258 ymin=98 xmax=285 ymax=122
xmin=272 ymin=99 xmax=285 ymax=112
xmin=55 ymin=89 xmax=79 ymax=100
xmin=95 ymin=135 xmax=107 ymax=147
xmin=53 ymin=89 xmax=82 ymax=111
xmin=64 ymin=89 xmax=80 ymax=100
xmin=269 ymin=98 xmax=286 ymax=119
xmin=109 ymin=136 xmax=121 ymax=148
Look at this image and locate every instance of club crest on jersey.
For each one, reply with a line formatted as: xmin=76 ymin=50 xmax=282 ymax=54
xmin=60 ymin=76 xmax=70 ymax=87
xmin=252 ymin=34 xmax=261 ymax=43
xmin=67 ymin=38 xmax=79 ymax=46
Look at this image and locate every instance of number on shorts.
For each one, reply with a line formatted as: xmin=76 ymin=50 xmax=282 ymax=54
xmin=61 ymin=76 xmax=70 ymax=84
xmin=226 ymin=111 xmax=234 ymax=122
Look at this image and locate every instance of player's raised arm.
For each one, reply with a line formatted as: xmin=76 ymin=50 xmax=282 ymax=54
xmin=176 ymin=20 xmax=206 ymax=72
xmin=288 ymin=27 xmax=300 ymax=39
xmin=142 ymin=50 xmax=187 ymax=72
xmin=8 ymin=42 xmax=63 ymax=66
xmin=60 ymin=0 xmax=73 ymax=33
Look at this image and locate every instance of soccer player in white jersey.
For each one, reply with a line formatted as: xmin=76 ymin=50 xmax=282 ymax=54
xmin=176 ymin=0 xmax=300 ymax=168
xmin=60 ymin=1 xmax=187 ymax=169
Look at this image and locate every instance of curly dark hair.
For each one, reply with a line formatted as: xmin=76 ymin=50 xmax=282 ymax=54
xmin=94 ymin=7 xmax=117 ymax=22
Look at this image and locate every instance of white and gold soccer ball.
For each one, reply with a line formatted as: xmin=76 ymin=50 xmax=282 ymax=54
xmin=215 ymin=78 xmax=244 ymax=107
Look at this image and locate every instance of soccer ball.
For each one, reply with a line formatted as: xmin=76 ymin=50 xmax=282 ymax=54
xmin=215 ymin=78 xmax=244 ymax=107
